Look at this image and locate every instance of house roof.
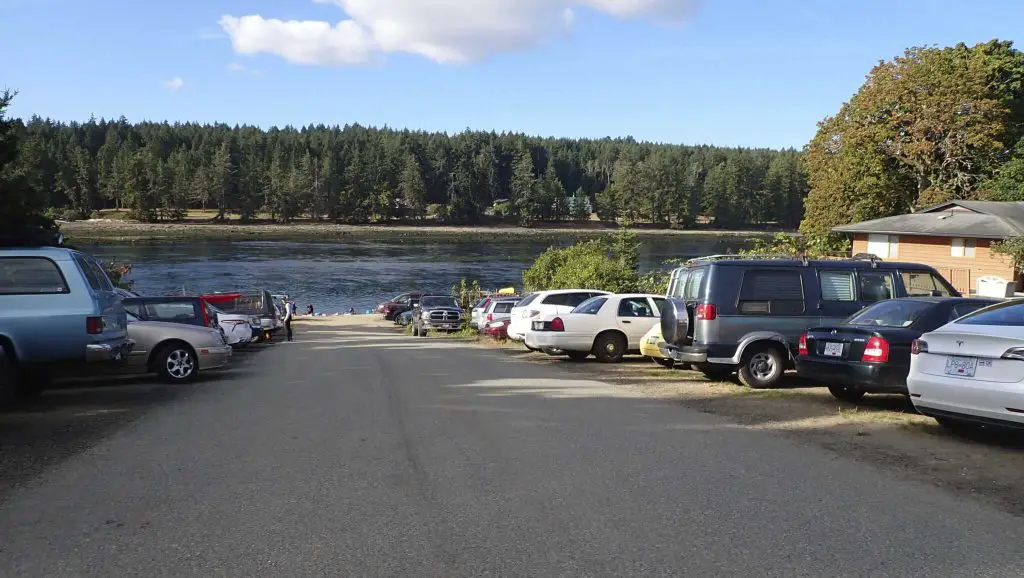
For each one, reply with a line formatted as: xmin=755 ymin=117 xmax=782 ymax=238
xmin=832 ymin=201 xmax=1024 ymax=239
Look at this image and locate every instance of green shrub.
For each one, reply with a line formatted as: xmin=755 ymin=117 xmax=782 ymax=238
xmin=522 ymin=226 xmax=644 ymax=293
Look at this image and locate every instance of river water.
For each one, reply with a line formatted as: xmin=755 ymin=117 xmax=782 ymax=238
xmin=85 ymin=236 xmax=749 ymax=314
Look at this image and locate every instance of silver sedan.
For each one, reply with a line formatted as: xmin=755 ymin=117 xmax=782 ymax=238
xmin=124 ymin=312 xmax=232 ymax=382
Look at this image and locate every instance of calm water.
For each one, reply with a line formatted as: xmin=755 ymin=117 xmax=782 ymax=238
xmin=86 ymin=236 xmax=749 ymax=314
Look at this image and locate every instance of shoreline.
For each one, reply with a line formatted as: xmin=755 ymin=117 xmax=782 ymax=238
xmin=60 ymin=220 xmax=789 ymax=244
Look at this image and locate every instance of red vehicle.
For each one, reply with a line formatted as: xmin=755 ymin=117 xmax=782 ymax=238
xmin=483 ymin=319 xmax=509 ymax=341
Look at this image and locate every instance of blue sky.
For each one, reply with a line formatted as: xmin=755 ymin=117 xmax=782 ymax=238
xmin=2 ymin=0 xmax=1021 ymax=148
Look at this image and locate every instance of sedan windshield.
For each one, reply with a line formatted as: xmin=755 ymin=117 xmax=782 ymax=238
xmin=846 ymin=300 xmax=933 ymax=328
xmin=421 ymin=296 xmax=459 ymax=309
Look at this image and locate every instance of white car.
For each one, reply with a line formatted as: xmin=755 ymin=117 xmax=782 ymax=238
xmin=526 ymin=293 xmax=666 ymax=363
xmin=507 ymin=289 xmax=612 ymax=347
xmin=209 ymin=304 xmax=259 ymax=347
xmin=908 ymin=299 xmax=1024 ymax=430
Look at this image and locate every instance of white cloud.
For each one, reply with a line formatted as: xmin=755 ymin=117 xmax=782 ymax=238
xmin=163 ymin=77 xmax=185 ymax=90
xmin=219 ymin=0 xmax=700 ymax=66
xmin=228 ymin=62 xmax=262 ymax=76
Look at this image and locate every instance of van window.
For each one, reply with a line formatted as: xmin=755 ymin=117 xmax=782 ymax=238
xmin=682 ymin=268 xmax=705 ymax=300
xmin=820 ymin=271 xmax=856 ymax=302
xmin=738 ymin=270 xmax=805 ymax=315
xmin=902 ymin=271 xmax=954 ymax=297
xmin=858 ymin=272 xmax=895 ymax=303
xmin=668 ymin=270 xmax=688 ymax=298
xmin=0 ymin=257 xmax=70 ymax=295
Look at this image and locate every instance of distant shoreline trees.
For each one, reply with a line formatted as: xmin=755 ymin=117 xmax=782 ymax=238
xmin=4 ymin=95 xmax=807 ymax=230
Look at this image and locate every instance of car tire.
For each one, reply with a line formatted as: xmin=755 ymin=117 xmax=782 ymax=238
xmin=738 ymin=344 xmax=786 ymax=389
xmin=652 ymin=357 xmax=675 ymax=369
xmin=155 ymin=343 xmax=198 ymax=383
xmin=593 ymin=332 xmax=626 ymax=363
xmin=567 ymin=351 xmax=589 ymax=362
xmin=828 ymin=384 xmax=866 ymax=402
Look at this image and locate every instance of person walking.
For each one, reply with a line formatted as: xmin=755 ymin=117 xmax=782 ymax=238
xmin=282 ymin=296 xmax=296 ymax=342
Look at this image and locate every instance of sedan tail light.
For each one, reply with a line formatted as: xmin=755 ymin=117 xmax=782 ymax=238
xmin=798 ymin=332 xmax=808 ymax=356
xmin=911 ymin=339 xmax=928 ymax=355
xmin=550 ymin=317 xmax=565 ymax=332
xmin=86 ymin=316 xmax=104 ymax=334
xmin=862 ymin=336 xmax=890 ymax=363
xmin=696 ymin=303 xmax=717 ymax=321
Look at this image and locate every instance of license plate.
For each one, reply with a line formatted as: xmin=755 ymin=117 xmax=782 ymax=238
xmin=945 ymin=355 xmax=978 ymax=378
xmin=823 ymin=342 xmax=843 ymax=357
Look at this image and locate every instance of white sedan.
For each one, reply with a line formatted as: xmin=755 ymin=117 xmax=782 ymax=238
xmin=209 ymin=304 xmax=259 ymax=348
xmin=526 ymin=294 xmax=666 ymax=363
xmin=908 ymin=299 xmax=1024 ymax=430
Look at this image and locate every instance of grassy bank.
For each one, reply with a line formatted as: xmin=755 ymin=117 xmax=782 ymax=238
xmin=59 ymin=215 xmax=788 ymax=245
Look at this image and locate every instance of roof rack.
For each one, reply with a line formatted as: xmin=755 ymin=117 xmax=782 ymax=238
xmin=685 ymin=252 xmax=884 ymax=268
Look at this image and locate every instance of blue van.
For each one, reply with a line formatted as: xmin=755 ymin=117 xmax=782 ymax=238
xmin=0 ymin=247 xmax=130 ymax=398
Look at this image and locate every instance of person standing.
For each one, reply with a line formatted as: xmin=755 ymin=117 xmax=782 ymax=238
xmin=282 ymin=296 xmax=295 ymax=342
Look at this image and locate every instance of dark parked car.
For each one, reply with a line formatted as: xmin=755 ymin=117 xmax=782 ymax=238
xmin=796 ymin=297 xmax=998 ymax=401
xmin=412 ymin=295 xmax=465 ymax=337
xmin=660 ymin=255 xmax=961 ymax=389
xmin=380 ymin=291 xmax=424 ymax=321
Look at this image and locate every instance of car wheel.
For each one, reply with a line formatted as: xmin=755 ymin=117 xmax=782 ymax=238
xmin=828 ymin=384 xmax=866 ymax=402
xmin=652 ymin=357 xmax=675 ymax=369
xmin=593 ymin=333 xmax=626 ymax=363
xmin=156 ymin=344 xmax=198 ymax=383
xmin=567 ymin=351 xmax=589 ymax=362
xmin=738 ymin=345 xmax=786 ymax=389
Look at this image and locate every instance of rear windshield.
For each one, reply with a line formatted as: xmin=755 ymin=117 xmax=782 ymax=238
xmin=422 ymin=296 xmax=459 ymax=309
xmin=0 ymin=257 xmax=69 ymax=295
xmin=955 ymin=300 xmax=1024 ymax=326
xmin=846 ymin=299 xmax=933 ymax=328
xmin=127 ymin=300 xmax=199 ymax=322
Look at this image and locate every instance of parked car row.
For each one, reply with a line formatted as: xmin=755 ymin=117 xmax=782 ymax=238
xmin=383 ymin=254 xmax=1024 ymax=433
xmin=0 ymin=245 xmax=286 ymax=404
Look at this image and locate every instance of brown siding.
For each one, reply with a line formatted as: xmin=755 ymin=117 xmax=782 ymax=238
xmin=851 ymin=234 xmax=1016 ymax=294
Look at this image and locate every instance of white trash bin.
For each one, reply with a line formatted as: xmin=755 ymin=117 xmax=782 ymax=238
xmin=976 ymin=276 xmax=1014 ymax=298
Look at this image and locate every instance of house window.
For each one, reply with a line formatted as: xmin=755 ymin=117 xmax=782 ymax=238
xmin=866 ymin=234 xmax=898 ymax=258
xmin=951 ymin=238 xmax=976 ymax=258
